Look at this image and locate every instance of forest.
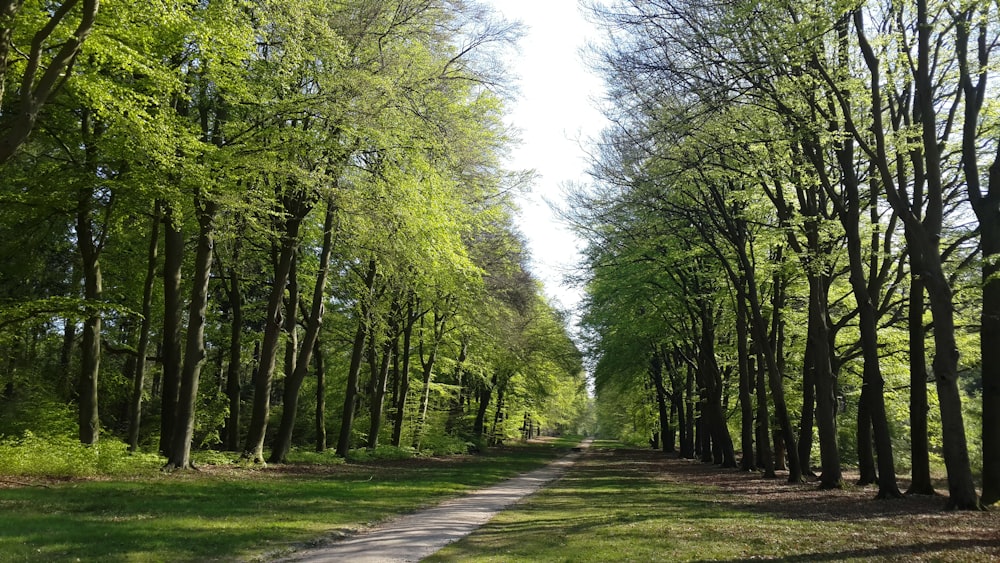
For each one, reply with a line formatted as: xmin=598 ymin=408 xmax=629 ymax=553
xmin=576 ymin=0 xmax=1000 ymax=510
xmin=4 ymin=0 xmax=999 ymax=534
xmin=0 ymin=0 xmax=589 ymax=473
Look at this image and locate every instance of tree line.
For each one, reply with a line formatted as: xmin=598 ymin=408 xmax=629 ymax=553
xmin=575 ymin=0 xmax=998 ymax=510
xmin=0 ymin=0 xmax=588 ymax=468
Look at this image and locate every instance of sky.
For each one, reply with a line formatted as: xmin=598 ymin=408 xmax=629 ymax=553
xmin=483 ymin=0 xmax=609 ymax=315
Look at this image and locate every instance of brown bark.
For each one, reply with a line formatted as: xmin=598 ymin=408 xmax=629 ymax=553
xmin=242 ymin=193 xmax=309 ymax=463
xmin=127 ymin=204 xmax=160 ymax=451
xmin=367 ymin=337 xmax=393 ymax=449
xmin=314 ymin=339 xmax=326 ymax=452
xmin=391 ymin=297 xmax=417 ymax=447
xmin=165 ymin=198 xmax=217 ymax=469
xmin=0 ymin=0 xmax=100 ymax=163
xmin=335 ymin=260 xmax=377 ymax=457
xmin=222 ymin=250 xmax=243 ymax=452
xmin=413 ymin=309 xmax=446 ymax=450
xmin=269 ymin=200 xmax=336 ymax=463
xmin=159 ymin=207 xmax=183 ymax=455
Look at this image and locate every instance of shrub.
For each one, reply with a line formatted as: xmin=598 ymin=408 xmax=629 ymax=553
xmin=0 ymin=432 xmax=162 ymax=478
xmin=346 ymin=444 xmax=416 ymax=462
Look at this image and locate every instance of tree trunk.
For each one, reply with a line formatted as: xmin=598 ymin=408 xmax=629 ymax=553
xmin=752 ymin=350 xmax=775 ymax=477
xmin=280 ymin=253 xmax=298 ymax=407
xmin=269 ymin=201 xmax=336 ymax=463
xmin=650 ymin=351 xmax=673 ymax=454
xmin=908 ymin=0 xmax=979 ymax=509
xmin=736 ymin=279 xmax=754 ymax=470
xmin=127 ymin=204 xmax=160 ymax=451
xmin=745 ymin=262 xmax=800 ymax=482
xmin=335 ymin=260 xmax=377 ymax=457
xmin=315 ymin=340 xmax=326 ymax=452
xmin=981 ymin=226 xmax=1000 ymax=503
xmin=856 ymin=392 xmax=876 ymax=485
xmin=76 ymin=186 xmax=102 ymax=446
xmin=473 ymin=373 xmax=497 ymax=441
xmin=413 ymin=346 xmax=436 ymax=450
xmin=413 ymin=310 xmax=445 ymax=450
xmin=906 ymin=257 xmax=934 ymax=495
xmin=159 ymin=207 xmax=183 ymax=455
xmin=924 ymin=254 xmax=981 ymax=509
xmin=165 ymin=199 xmax=217 ymax=469
xmin=242 ymin=205 xmax=305 ymax=463
xmin=798 ymin=324 xmax=816 ymax=477
xmin=391 ymin=298 xmax=416 ymax=447
xmin=681 ymin=358 xmax=696 ymax=459
xmin=699 ymin=304 xmax=736 ymax=467
xmin=222 ymin=255 xmax=242 ymax=452
xmin=367 ymin=337 xmax=393 ymax=449
xmin=811 ymin=278 xmax=843 ymax=489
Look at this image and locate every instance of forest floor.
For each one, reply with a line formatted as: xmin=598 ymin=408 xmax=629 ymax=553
xmin=425 ymin=444 xmax=1000 ymax=562
xmin=2 ymin=441 xmax=998 ymax=561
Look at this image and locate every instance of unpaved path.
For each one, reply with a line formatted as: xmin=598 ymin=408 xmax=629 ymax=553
xmin=275 ymin=440 xmax=591 ymax=563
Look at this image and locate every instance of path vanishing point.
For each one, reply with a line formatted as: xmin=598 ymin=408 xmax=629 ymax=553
xmin=276 ymin=439 xmax=592 ymax=563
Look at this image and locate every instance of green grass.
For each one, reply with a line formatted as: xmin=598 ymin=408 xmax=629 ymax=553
xmin=0 ymin=439 xmax=577 ymax=562
xmin=427 ymin=441 xmax=1000 ymax=562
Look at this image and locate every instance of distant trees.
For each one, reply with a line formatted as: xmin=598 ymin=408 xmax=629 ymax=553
xmin=0 ymin=0 xmax=587 ymax=469
xmin=579 ymin=0 xmax=996 ymax=509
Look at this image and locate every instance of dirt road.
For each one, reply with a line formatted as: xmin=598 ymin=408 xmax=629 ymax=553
xmin=276 ymin=440 xmax=591 ymax=563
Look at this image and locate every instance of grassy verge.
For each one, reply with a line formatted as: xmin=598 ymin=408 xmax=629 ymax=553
xmin=0 ymin=438 xmax=578 ymax=562
xmin=427 ymin=441 xmax=1000 ymax=562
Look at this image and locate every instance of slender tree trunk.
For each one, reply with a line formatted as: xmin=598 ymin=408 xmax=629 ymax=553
xmin=165 ymin=199 xmax=217 ymax=469
xmin=490 ymin=382 xmax=506 ymax=445
xmin=269 ymin=201 xmax=336 ymax=463
xmin=159 ymin=207 xmax=183 ymax=455
xmin=951 ymin=0 xmax=997 ymax=507
xmin=315 ymin=339 xmax=326 ymax=452
xmin=736 ymin=279 xmax=754 ymax=470
xmin=810 ymin=275 xmax=843 ymax=489
xmin=798 ymin=324 xmax=816 ymax=477
xmin=699 ymin=305 xmax=736 ymax=467
xmin=473 ymin=373 xmax=497 ymax=441
xmin=681 ymin=358 xmax=696 ymax=459
xmin=650 ymin=351 xmax=673 ymax=454
xmin=367 ymin=338 xmax=393 ymax=449
xmin=413 ymin=310 xmax=445 ymax=450
xmin=76 ymin=187 xmax=102 ymax=446
xmin=242 ymin=205 xmax=305 ymax=463
xmin=846 ymin=229 xmax=900 ymax=498
xmin=752 ymin=350 xmax=775 ymax=477
xmin=222 ymin=256 xmax=242 ymax=452
xmin=128 ymin=204 xmax=160 ymax=451
xmin=413 ymin=347 xmax=436 ymax=450
xmin=335 ymin=260 xmax=377 ymax=457
xmin=391 ymin=299 xmax=416 ymax=447
xmin=745 ymin=263 xmax=800 ymax=482
xmin=906 ymin=255 xmax=934 ymax=495
xmin=280 ymin=253 xmax=298 ymax=406
xmin=445 ymin=337 xmax=468 ymax=435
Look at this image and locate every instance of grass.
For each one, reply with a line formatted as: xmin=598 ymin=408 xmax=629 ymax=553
xmin=0 ymin=438 xmax=578 ymax=562
xmin=427 ymin=441 xmax=1000 ymax=562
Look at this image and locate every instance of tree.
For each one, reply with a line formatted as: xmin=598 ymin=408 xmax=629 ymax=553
xmin=0 ymin=0 xmax=100 ymax=162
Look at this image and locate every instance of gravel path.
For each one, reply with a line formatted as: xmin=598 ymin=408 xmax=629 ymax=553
xmin=276 ymin=440 xmax=592 ymax=563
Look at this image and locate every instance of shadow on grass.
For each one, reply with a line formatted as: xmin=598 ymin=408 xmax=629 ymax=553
xmin=0 ymin=443 xmax=572 ymax=562
xmin=429 ymin=447 xmax=1000 ymax=562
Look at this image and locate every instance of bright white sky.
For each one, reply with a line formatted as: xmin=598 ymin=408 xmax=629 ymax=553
xmin=485 ymin=0 xmax=608 ymax=314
